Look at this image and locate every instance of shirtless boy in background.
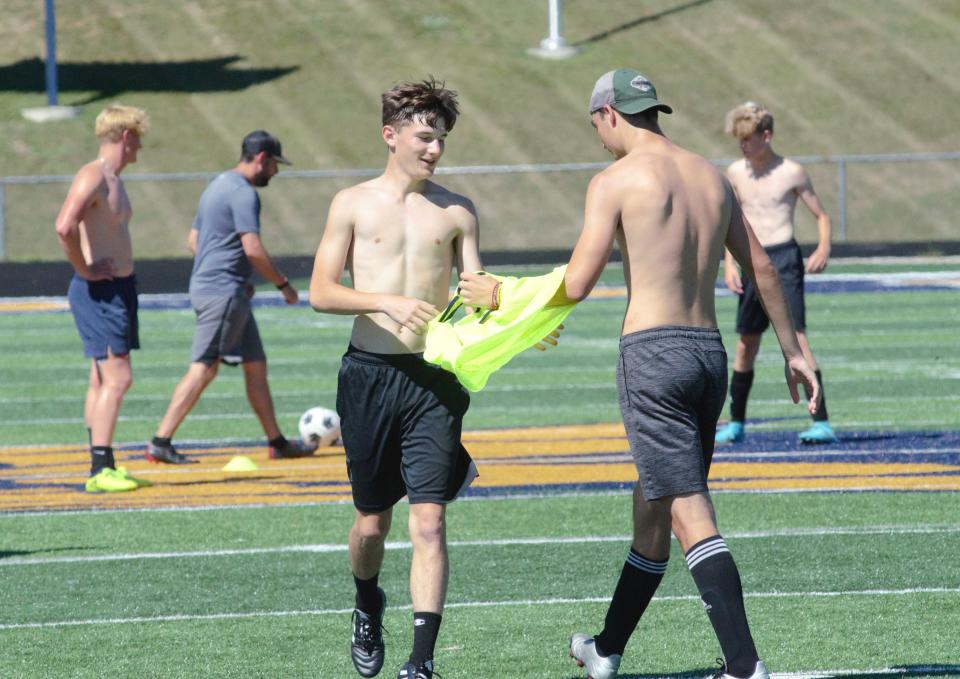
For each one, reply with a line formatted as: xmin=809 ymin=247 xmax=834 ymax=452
xmin=716 ymin=102 xmax=837 ymax=445
xmin=55 ymin=104 xmax=151 ymax=493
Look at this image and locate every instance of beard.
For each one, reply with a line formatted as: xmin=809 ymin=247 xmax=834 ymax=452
xmin=252 ymin=170 xmax=272 ymax=187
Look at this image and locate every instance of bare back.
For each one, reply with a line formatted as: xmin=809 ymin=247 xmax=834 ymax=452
xmin=609 ymin=139 xmax=731 ymax=334
xmin=78 ymin=160 xmax=135 ymax=276
xmin=726 ymin=156 xmax=807 ymax=247
xmin=321 ymin=178 xmax=479 ymax=354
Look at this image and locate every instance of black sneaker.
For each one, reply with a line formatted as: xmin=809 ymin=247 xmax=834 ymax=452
xmin=397 ymin=660 xmax=435 ymax=679
xmin=146 ymin=442 xmax=198 ymax=464
xmin=351 ymin=588 xmax=386 ymax=677
xmin=268 ymin=438 xmax=318 ymax=459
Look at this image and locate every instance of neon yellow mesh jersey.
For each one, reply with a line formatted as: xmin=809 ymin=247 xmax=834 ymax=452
xmin=424 ymin=266 xmax=576 ymax=392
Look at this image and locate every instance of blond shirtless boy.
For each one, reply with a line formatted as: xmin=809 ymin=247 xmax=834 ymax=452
xmin=309 ymin=79 xmax=480 ymax=679
xmin=461 ymin=69 xmax=819 ymax=679
xmin=716 ymin=102 xmax=837 ymax=445
xmin=55 ymin=104 xmax=151 ymax=493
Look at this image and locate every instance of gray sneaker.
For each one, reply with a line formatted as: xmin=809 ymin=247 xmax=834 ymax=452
xmin=569 ymin=633 xmax=621 ymax=679
xmin=351 ymin=588 xmax=386 ymax=677
xmin=713 ymin=660 xmax=769 ymax=679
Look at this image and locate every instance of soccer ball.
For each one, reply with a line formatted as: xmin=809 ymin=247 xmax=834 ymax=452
xmin=298 ymin=406 xmax=341 ymax=447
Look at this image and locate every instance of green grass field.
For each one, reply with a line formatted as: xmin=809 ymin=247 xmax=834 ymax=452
xmin=1 ymin=260 xmax=959 ymax=677
xmin=3 ymin=0 xmax=960 ymax=259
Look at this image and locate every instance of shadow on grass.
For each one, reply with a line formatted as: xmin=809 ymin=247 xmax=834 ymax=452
xmin=0 ymin=546 xmax=98 ymax=560
xmin=0 ymin=56 xmax=298 ymax=105
xmin=572 ymin=0 xmax=716 ymax=46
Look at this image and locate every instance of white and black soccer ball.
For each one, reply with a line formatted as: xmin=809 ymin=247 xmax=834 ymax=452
xmin=298 ymin=406 xmax=341 ymax=447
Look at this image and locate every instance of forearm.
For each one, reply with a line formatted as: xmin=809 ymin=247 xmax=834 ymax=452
xmin=56 ymin=228 xmax=89 ymax=276
xmin=244 ymin=246 xmax=286 ymax=287
xmin=816 ymin=214 xmax=833 ymax=249
xmin=309 ymin=280 xmax=388 ymax=316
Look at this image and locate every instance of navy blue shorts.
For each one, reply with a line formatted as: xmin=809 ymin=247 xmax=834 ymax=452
xmin=337 ymin=346 xmax=477 ymax=512
xmin=67 ymin=274 xmax=140 ymax=360
xmin=736 ymin=239 xmax=806 ymax=334
xmin=616 ymin=326 xmax=728 ymax=501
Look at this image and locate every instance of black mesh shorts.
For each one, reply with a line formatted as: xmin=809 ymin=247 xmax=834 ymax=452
xmin=616 ymin=326 xmax=728 ymax=501
xmin=736 ymin=239 xmax=806 ymax=334
xmin=336 ymin=345 xmax=476 ymax=512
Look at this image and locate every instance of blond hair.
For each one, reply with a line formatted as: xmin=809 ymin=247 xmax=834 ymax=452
xmin=725 ymin=101 xmax=773 ymax=140
xmin=95 ymin=104 xmax=150 ymax=141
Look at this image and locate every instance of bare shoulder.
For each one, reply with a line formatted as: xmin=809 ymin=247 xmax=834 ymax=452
xmin=423 ymin=181 xmax=477 ymax=216
xmin=781 ymin=157 xmax=810 ymax=183
xmin=726 ymin=158 xmax=747 ymax=179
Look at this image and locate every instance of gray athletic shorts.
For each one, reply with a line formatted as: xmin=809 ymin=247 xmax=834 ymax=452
xmin=190 ymin=294 xmax=265 ymax=365
xmin=616 ymin=326 xmax=728 ymax=501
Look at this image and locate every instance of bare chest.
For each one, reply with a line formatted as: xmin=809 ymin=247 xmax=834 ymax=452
xmin=92 ymin=176 xmax=133 ymax=226
xmin=353 ymin=201 xmax=459 ymax=261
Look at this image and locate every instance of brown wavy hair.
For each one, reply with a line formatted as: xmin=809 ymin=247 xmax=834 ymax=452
xmin=382 ymin=77 xmax=459 ymax=131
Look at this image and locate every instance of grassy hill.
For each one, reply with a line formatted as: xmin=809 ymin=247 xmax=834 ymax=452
xmin=2 ymin=0 xmax=960 ymax=260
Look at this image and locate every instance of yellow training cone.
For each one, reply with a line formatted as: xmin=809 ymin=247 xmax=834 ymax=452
xmin=222 ymin=455 xmax=258 ymax=472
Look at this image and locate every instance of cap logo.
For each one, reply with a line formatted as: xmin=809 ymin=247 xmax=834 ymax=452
xmin=630 ymin=75 xmax=653 ymax=93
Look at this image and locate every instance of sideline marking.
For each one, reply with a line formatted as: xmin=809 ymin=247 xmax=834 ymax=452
xmin=1 ymin=587 xmax=956 ymax=631
xmin=2 ymin=424 xmax=960 ymax=512
xmin=3 ymin=524 xmax=958 ymax=567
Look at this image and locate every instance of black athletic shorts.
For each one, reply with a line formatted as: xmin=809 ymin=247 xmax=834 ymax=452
xmin=616 ymin=326 xmax=728 ymax=501
xmin=736 ymin=239 xmax=806 ymax=334
xmin=336 ymin=345 xmax=476 ymax=512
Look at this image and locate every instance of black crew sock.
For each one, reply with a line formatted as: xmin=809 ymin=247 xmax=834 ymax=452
xmin=90 ymin=446 xmax=115 ymax=476
xmin=409 ymin=611 xmax=442 ymax=668
xmin=151 ymin=436 xmax=172 ymax=448
xmin=729 ymin=370 xmax=754 ymax=422
xmin=594 ymin=548 xmax=668 ymax=657
xmin=353 ymin=573 xmax=382 ymax=616
xmin=686 ymin=536 xmax=759 ymax=678
xmin=813 ymin=370 xmax=829 ymax=422
xmin=268 ymin=435 xmax=288 ymax=450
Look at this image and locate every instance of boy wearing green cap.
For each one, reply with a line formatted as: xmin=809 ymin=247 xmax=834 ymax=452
xmin=461 ymin=68 xmax=820 ymax=679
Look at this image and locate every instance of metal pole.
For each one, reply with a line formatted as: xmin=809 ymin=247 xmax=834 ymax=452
xmin=0 ymin=184 xmax=6 ymax=260
xmin=837 ymin=159 xmax=847 ymax=242
xmin=528 ymin=0 xmax=578 ymax=59
xmin=547 ymin=0 xmax=562 ymax=46
xmin=44 ymin=0 xmax=59 ymax=106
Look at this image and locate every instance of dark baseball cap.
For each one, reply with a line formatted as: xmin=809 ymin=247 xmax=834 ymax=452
xmin=241 ymin=130 xmax=291 ymax=165
xmin=588 ymin=69 xmax=673 ymax=116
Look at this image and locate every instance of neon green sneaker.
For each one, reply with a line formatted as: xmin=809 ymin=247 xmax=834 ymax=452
xmin=85 ymin=468 xmax=139 ymax=493
xmin=116 ymin=467 xmax=153 ymax=488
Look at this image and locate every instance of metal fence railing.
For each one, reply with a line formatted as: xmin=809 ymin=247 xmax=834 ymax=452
xmin=2 ymin=151 xmax=960 ymax=261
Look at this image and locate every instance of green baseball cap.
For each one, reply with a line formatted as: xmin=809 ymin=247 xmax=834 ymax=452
xmin=588 ymin=69 xmax=673 ymax=115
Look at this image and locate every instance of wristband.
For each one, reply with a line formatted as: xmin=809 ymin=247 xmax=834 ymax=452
xmin=490 ymin=282 xmax=501 ymax=311
xmin=276 ymin=277 xmax=290 ymax=290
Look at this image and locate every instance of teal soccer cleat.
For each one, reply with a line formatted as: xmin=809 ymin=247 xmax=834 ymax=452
xmin=798 ymin=421 xmax=838 ymax=444
xmin=715 ymin=421 xmax=745 ymax=444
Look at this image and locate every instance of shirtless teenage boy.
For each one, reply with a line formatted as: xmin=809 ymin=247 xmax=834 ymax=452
xmin=56 ymin=104 xmax=151 ymax=494
xmin=461 ymin=69 xmax=819 ymax=679
xmin=715 ymin=102 xmax=837 ymax=445
xmin=309 ymin=79 xmax=479 ymax=679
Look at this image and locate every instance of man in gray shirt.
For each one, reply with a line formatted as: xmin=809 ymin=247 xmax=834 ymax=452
xmin=147 ymin=130 xmax=315 ymax=463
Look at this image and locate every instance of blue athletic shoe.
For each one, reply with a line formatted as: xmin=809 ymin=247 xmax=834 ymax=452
xmin=798 ymin=421 xmax=838 ymax=444
xmin=715 ymin=421 xmax=745 ymax=444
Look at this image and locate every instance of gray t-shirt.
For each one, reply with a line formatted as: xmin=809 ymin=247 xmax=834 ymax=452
xmin=189 ymin=170 xmax=261 ymax=296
